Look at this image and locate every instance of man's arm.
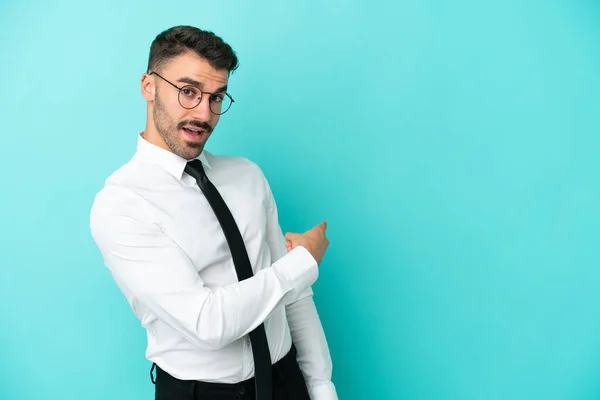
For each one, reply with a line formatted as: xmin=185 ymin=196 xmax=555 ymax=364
xmin=89 ymin=184 xmax=318 ymax=351
xmin=286 ymin=297 xmax=338 ymax=399
xmin=261 ymin=174 xmax=338 ymax=399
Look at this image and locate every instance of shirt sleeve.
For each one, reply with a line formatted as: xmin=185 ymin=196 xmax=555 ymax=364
xmin=261 ymin=173 xmax=338 ymax=400
xmin=89 ymin=184 xmax=318 ymax=351
xmin=286 ymin=298 xmax=338 ymax=400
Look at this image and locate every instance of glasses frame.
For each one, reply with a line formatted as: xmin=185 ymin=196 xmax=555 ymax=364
xmin=149 ymin=71 xmax=235 ymax=115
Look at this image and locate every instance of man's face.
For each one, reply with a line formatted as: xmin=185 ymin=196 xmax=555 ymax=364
xmin=147 ymin=52 xmax=229 ymax=160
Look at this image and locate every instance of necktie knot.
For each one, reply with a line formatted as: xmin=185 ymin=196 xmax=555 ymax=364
xmin=185 ymin=159 xmax=207 ymax=181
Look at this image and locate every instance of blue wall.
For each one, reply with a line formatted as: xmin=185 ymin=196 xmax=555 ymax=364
xmin=1 ymin=1 xmax=599 ymax=399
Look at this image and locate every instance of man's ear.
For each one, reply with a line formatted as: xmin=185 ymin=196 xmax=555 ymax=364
xmin=141 ymin=73 xmax=155 ymax=102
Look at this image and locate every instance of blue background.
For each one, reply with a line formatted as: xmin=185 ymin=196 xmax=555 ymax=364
xmin=1 ymin=1 xmax=599 ymax=399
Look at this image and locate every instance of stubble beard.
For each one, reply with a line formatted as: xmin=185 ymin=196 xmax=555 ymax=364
xmin=153 ymin=91 xmax=207 ymax=160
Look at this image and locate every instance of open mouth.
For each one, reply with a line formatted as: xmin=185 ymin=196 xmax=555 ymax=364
xmin=182 ymin=126 xmax=205 ymax=140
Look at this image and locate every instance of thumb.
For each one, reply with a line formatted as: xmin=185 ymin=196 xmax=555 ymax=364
xmin=318 ymin=221 xmax=327 ymax=231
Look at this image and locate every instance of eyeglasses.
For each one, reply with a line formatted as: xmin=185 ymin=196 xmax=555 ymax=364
xmin=149 ymin=71 xmax=234 ymax=115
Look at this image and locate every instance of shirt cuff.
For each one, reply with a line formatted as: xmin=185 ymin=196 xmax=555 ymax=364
xmin=308 ymin=382 xmax=339 ymax=400
xmin=272 ymin=245 xmax=318 ymax=302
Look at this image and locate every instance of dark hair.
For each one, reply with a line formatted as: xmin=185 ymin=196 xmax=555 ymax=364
xmin=147 ymin=25 xmax=239 ymax=74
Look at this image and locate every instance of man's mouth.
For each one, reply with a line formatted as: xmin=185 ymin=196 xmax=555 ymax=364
xmin=182 ymin=126 xmax=205 ymax=138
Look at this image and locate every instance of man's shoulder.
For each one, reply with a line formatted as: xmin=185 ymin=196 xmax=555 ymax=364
xmin=90 ymin=158 xmax=149 ymax=214
xmin=205 ymin=151 xmax=266 ymax=178
xmin=205 ymin=150 xmax=257 ymax=167
xmin=95 ymin=151 xmax=171 ymax=192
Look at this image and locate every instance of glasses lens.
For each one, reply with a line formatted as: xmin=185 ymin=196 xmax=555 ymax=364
xmin=178 ymin=86 xmax=202 ymax=109
xmin=209 ymin=93 xmax=232 ymax=115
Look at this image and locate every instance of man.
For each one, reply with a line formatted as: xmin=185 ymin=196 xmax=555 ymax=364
xmin=89 ymin=25 xmax=337 ymax=400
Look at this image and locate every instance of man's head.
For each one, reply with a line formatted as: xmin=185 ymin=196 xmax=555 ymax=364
xmin=141 ymin=26 xmax=239 ymax=160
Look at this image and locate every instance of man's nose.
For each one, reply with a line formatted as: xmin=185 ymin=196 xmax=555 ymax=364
xmin=190 ymin=94 xmax=212 ymax=121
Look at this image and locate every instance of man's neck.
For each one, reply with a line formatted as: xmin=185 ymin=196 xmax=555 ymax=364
xmin=142 ymin=126 xmax=172 ymax=154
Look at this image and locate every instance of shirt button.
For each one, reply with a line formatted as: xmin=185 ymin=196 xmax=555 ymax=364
xmin=239 ymin=386 xmax=246 ymax=395
xmin=246 ymin=337 xmax=251 ymax=347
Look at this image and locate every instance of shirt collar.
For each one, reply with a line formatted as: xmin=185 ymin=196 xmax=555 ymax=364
xmin=134 ymin=132 xmax=211 ymax=180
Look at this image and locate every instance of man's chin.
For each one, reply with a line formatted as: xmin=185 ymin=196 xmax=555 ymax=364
xmin=180 ymin=141 xmax=205 ymax=159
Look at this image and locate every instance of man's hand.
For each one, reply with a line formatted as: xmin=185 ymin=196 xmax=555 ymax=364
xmin=284 ymin=221 xmax=329 ymax=265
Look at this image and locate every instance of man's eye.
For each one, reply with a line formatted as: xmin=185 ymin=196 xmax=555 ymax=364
xmin=210 ymin=94 xmax=224 ymax=103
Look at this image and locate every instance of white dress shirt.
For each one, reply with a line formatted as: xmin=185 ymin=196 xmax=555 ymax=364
xmin=89 ymin=133 xmax=337 ymax=399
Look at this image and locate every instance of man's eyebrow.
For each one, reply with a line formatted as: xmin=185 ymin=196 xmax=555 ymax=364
xmin=177 ymin=77 xmax=228 ymax=93
xmin=177 ymin=76 xmax=202 ymax=87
